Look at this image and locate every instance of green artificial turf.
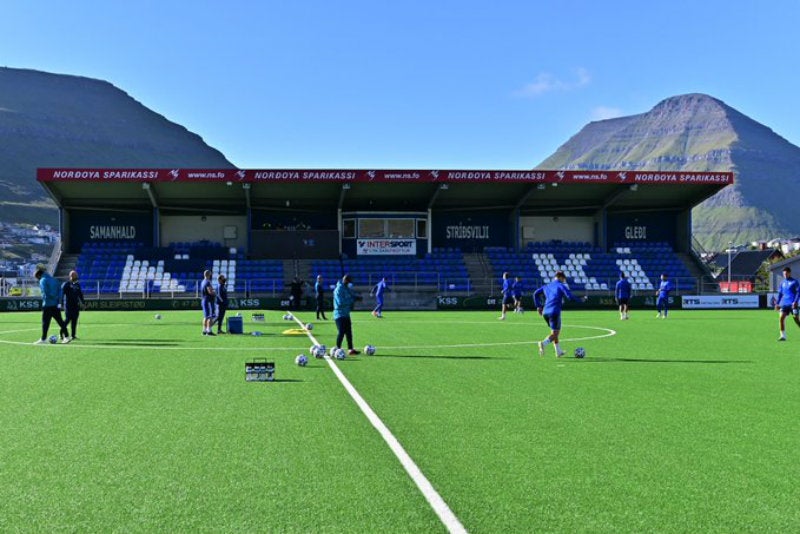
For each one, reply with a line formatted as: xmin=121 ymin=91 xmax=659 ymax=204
xmin=1 ymin=308 xmax=798 ymax=533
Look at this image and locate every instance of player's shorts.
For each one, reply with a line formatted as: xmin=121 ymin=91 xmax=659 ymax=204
xmin=617 ymin=297 xmax=630 ymax=305
xmin=656 ymin=297 xmax=669 ymax=307
xmin=543 ymin=312 xmax=562 ymax=331
xmin=202 ymin=299 xmax=216 ymax=319
xmin=779 ymin=305 xmax=798 ymax=316
xmin=503 ymin=296 xmax=515 ymax=306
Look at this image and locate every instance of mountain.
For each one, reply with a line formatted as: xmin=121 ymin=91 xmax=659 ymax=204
xmin=537 ymin=93 xmax=800 ymax=251
xmin=0 ymin=67 xmax=234 ymax=226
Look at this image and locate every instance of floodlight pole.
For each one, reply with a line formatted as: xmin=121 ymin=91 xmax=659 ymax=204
xmin=727 ymin=241 xmax=733 ymax=287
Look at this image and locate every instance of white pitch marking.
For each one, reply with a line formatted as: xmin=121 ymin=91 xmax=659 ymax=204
xmin=289 ymin=313 xmax=467 ymax=534
xmin=379 ymin=324 xmax=616 ymax=350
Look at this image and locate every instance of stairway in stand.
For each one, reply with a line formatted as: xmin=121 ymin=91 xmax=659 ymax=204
xmin=462 ymin=252 xmax=493 ymax=294
xmin=56 ymin=254 xmax=79 ymax=279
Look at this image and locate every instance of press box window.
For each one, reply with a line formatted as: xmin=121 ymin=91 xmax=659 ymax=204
xmin=387 ymin=219 xmax=414 ymax=238
xmin=359 ymin=219 xmax=385 ymax=238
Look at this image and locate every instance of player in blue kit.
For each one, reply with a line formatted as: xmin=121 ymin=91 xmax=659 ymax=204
xmin=371 ymin=277 xmax=388 ymax=318
xmin=775 ymin=266 xmax=800 ymax=341
xmin=33 ymin=267 xmax=69 ymax=344
xmin=655 ymin=273 xmax=673 ymax=318
xmin=498 ymin=272 xmax=514 ymax=320
xmin=534 ymin=271 xmax=587 ymax=357
xmin=200 ymin=270 xmax=216 ymax=336
xmin=512 ymin=276 xmax=524 ymax=314
xmin=334 ymin=274 xmax=360 ymax=355
xmin=615 ymin=272 xmax=632 ymax=320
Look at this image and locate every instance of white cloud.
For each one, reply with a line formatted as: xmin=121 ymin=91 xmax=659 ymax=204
xmin=514 ymin=68 xmax=591 ymax=98
xmin=589 ymin=106 xmax=624 ymax=121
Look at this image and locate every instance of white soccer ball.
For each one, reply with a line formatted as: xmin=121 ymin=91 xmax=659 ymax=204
xmin=305 ymin=323 xmax=313 ymax=331
xmin=48 ymin=335 xmax=58 ymax=344
xmin=283 ymin=313 xmax=292 ymax=320
xmin=295 ymin=354 xmax=308 ymax=366
xmin=311 ymin=345 xmax=326 ymax=358
xmin=251 ymin=331 xmax=263 ymax=337
xmin=154 ymin=313 xmax=162 ymax=320
xmin=364 ymin=344 xmax=376 ymax=356
xmin=574 ymin=347 xmax=586 ymax=359
xmin=334 ymin=348 xmax=346 ymax=360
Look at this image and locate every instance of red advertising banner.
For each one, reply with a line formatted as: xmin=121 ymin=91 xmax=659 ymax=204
xmin=37 ymin=168 xmax=734 ymax=185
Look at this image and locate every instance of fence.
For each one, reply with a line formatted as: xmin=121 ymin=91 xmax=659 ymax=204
xmin=1 ymin=275 xmax=769 ymax=300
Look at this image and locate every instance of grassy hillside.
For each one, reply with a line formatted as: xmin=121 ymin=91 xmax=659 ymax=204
xmin=538 ymin=93 xmax=800 ymax=250
xmin=0 ymin=67 xmax=234 ymax=224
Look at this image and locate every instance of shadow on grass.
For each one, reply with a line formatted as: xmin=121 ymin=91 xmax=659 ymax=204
xmin=373 ymin=354 xmax=508 ymax=361
xmin=89 ymin=340 xmax=183 ymax=347
xmin=581 ymin=357 xmax=753 ymax=364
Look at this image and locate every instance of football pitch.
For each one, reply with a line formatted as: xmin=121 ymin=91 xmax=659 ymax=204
xmin=1 ymin=308 xmax=798 ymax=533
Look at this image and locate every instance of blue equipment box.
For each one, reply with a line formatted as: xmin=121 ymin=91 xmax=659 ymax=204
xmin=228 ymin=315 xmax=243 ymax=334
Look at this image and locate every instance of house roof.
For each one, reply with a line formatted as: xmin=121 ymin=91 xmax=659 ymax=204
xmin=718 ymin=249 xmax=781 ymax=279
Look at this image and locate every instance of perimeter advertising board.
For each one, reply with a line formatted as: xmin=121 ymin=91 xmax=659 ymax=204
xmin=38 ymin=168 xmax=734 ymax=185
xmin=681 ymin=295 xmax=760 ymax=309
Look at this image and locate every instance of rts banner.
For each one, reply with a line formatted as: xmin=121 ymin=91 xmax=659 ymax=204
xmin=681 ymin=295 xmax=759 ymax=309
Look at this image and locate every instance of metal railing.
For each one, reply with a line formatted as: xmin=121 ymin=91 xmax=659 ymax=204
xmin=484 ymin=275 xmax=713 ymax=297
xmin=0 ymin=275 xmax=769 ymax=300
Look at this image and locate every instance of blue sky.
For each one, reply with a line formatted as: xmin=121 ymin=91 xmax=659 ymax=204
xmin=2 ymin=1 xmax=798 ymax=169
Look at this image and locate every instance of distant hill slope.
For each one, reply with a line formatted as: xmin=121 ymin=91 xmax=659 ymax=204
xmin=0 ymin=67 xmax=234 ymax=226
xmin=537 ymin=93 xmax=800 ymax=251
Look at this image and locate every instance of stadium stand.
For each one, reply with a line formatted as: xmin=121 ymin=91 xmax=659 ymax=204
xmin=75 ymin=241 xmax=283 ymax=295
xmin=486 ymin=241 xmax=695 ymax=293
xmin=75 ymin=239 xmax=695 ymax=298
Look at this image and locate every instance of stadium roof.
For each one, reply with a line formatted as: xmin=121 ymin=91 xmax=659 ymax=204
xmin=37 ymin=168 xmax=734 ymax=214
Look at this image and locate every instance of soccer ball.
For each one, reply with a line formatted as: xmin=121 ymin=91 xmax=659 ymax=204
xmin=574 ymin=347 xmax=586 ymax=359
xmin=295 ymin=354 xmax=308 ymax=366
xmin=282 ymin=313 xmax=292 ymax=321
xmin=251 ymin=331 xmax=263 ymax=337
xmin=311 ymin=345 xmax=326 ymax=358
xmin=305 ymin=323 xmax=313 ymax=331
xmin=333 ymin=348 xmax=346 ymax=360
xmin=154 ymin=313 xmax=162 ymax=320
xmin=364 ymin=344 xmax=376 ymax=356
xmin=48 ymin=335 xmax=58 ymax=344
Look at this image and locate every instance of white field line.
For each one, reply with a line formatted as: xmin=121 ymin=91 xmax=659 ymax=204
xmin=290 ymin=313 xmax=467 ymax=534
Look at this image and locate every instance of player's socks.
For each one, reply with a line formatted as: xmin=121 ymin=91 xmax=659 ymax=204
xmin=554 ymin=343 xmax=564 ymax=357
